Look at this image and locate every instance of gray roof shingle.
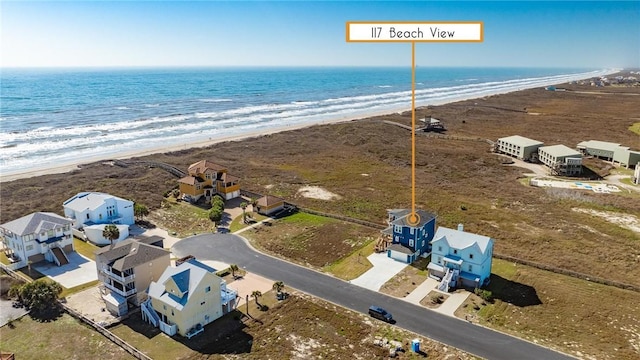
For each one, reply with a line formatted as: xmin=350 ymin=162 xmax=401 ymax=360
xmin=1 ymin=212 xmax=71 ymax=236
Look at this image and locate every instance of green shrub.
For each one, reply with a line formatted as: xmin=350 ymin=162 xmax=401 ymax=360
xmin=474 ymin=288 xmax=494 ymax=303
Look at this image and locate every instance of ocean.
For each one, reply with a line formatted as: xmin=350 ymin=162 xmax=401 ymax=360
xmin=0 ymin=67 xmax=613 ymax=177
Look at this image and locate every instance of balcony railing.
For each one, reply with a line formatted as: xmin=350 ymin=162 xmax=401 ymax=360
xmin=104 ymin=282 xmax=136 ymax=297
xmin=102 ymin=267 xmax=135 ymax=282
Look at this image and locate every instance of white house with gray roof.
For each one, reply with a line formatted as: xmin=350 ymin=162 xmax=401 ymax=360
xmin=0 ymin=212 xmax=73 ymax=268
xmin=428 ymin=224 xmax=494 ymax=291
xmin=94 ymin=238 xmax=170 ymax=315
xmin=538 ymin=144 xmax=583 ymax=176
xmin=142 ymin=258 xmax=237 ymax=338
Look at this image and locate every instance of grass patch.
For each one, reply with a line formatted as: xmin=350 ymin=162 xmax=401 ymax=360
xmin=229 ymin=212 xmax=269 ymax=233
xmin=629 ymin=122 xmax=640 ymax=136
xmin=0 ymin=251 xmax=10 ymax=265
xmin=149 ymin=200 xmax=215 ymax=238
xmin=323 ymin=239 xmax=376 ymax=280
xmin=0 ymin=313 xmax=133 ymax=359
xmin=243 ymin=212 xmax=379 ymax=268
xmin=279 ymin=211 xmax=334 ymax=226
xmin=73 ymin=237 xmax=100 ymax=260
xmin=620 ymin=177 xmax=638 ymax=187
xmin=60 ymin=280 xmax=100 ymax=298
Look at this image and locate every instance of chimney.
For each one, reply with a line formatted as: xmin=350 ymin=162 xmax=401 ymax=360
xmin=457 ymin=223 xmax=464 ymax=232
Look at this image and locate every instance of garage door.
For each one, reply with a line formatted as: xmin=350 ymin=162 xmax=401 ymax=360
xmin=388 ymin=250 xmax=408 ymax=263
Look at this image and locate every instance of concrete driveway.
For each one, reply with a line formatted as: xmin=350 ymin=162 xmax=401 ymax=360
xmin=350 ymin=253 xmax=408 ymax=291
xmin=33 ymin=252 xmax=98 ymax=288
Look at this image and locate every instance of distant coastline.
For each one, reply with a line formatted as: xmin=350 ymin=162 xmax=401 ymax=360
xmin=0 ymin=67 xmax=617 ymax=181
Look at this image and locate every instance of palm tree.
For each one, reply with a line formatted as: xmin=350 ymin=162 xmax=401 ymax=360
xmin=240 ymin=202 xmax=248 ymax=223
xmin=229 ymin=264 xmax=239 ymax=278
xmin=272 ymin=281 xmax=284 ymax=294
xmin=250 ymin=197 xmax=259 ymax=214
xmin=134 ymin=203 xmax=149 ymax=221
xmin=251 ymin=290 xmax=262 ymax=308
xmin=102 ymin=224 xmax=120 ymax=246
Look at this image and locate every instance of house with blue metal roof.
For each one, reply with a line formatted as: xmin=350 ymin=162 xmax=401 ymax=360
xmin=142 ymin=258 xmax=237 ymax=338
xmin=428 ymin=224 xmax=494 ymax=291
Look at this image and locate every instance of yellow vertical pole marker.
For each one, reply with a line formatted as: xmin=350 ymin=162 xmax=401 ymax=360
xmin=408 ymin=41 xmax=420 ymax=226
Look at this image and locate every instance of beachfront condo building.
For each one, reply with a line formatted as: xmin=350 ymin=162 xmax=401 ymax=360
xmin=0 ymin=212 xmax=74 ymax=268
xmin=495 ymin=135 xmax=544 ymax=162
xmin=94 ymin=238 xmax=170 ymax=315
xmin=178 ymin=160 xmax=240 ymax=202
xmin=577 ymin=140 xmax=640 ymax=169
xmin=428 ymin=224 xmax=494 ymax=291
xmin=538 ymin=144 xmax=583 ymax=176
xmin=142 ymin=258 xmax=237 ymax=338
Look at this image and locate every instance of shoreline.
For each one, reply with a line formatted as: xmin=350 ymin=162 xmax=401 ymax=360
xmin=0 ymin=69 xmax=619 ymax=183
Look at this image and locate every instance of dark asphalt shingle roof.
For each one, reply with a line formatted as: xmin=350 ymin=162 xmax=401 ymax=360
xmin=95 ymin=238 xmax=170 ymax=271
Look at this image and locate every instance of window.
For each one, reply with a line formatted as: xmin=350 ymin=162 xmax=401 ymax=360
xmin=437 ymin=256 xmax=442 ymax=264
xmin=394 ymin=236 xmax=399 ymax=242
xmin=26 ymin=245 xmax=33 ymax=251
xmin=409 ymin=239 xmax=414 ymax=247
xmin=205 ymin=286 xmax=211 ymax=293
xmin=409 ymin=228 xmax=414 ymax=235
xmin=422 ymin=240 xmax=425 ymax=247
xmin=171 ymin=310 xmax=174 ymax=316
xmin=163 ymin=305 xmax=167 ymax=310
xmin=453 ymin=249 xmax=458 ymax=255
xmin=86 ymin=214 xmax=90 ymax=220
xmin=468 ymin=265 xmax=473 ymax=272
xmin=469 ymin=254 xmax=474 ymax=259
xmin=394 ymin=225 xmax=402 ymax=233
xmin=438 ymin=246 xmax=442 ymax=252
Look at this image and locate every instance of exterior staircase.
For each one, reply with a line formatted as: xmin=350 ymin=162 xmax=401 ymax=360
xmin=50 ymin=247 xmax=69 ymax=266
xmin=438 ymin=268 xmax=453 ymax=292
xmin=141 ymin=298 xmax=160 ymax=327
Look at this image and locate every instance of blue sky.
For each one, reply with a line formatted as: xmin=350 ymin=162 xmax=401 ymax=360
xmin=1 ymin=1 xmax=638 ymax=68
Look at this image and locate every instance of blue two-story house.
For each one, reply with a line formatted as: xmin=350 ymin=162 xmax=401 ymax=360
xmin=428 ymin=224 xmax=494 ymax=291
xmin=382 ymin=209 xmax=437 ymax=263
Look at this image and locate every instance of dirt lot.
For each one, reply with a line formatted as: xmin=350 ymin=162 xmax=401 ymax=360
xmin=379 ymin=257 xmax=431 ymax=298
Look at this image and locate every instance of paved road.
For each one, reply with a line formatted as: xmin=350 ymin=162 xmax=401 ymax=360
xmin=173 ymin=234 xmax=573 ymax=360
